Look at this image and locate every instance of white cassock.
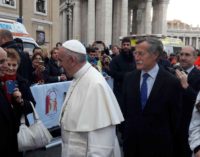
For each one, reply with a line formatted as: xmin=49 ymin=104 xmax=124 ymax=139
xmin=189 ymin=92 xmax=200 ymax=154
xmin=59 ymin=62 xmax=124 ymax=157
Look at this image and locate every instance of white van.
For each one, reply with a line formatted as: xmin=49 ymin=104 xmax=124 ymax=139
xmin=120 ymin=34 xmax=185 ymax=56
xmin=0 ymin=18 xmax=38 ymax=56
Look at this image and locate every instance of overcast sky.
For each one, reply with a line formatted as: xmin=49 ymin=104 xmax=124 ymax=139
xmin=167 ymin=0 xmax=200 ymax=26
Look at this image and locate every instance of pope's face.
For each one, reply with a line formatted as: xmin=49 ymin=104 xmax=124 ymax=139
xmin=58 ymin=47 xmax=73 ymax=77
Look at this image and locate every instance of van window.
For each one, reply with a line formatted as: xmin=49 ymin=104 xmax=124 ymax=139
xmin=23 ymin=42 xmax=36 ymax=58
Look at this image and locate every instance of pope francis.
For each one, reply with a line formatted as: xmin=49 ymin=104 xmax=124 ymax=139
xmin=58 ymin=40 xmax=124 ymax=157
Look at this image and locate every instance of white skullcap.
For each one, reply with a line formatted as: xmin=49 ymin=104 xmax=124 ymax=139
xmin=62 ymin=40 xmax=86 ymax=54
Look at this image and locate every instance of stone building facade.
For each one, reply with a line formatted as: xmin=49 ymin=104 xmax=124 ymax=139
xmin=167 ymin=20 xmax=200 ymax=49
xmin=0 ymin=0 xmax=60 ymax=51
xmin=60 ymin=0 xmax=170 ymax=46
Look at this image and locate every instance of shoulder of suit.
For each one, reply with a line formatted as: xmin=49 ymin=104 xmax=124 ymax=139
xmin=158 ymin=67 xmax=178 ymax=80
xmin=124 ymin=69 xmax=139 ymax=79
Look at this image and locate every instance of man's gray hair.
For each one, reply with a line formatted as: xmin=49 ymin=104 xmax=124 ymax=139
xmin=182 ymin=46 xmax=197 ymax=57
xmin=66 ymin=49 xmax=86 ymax=63
xmin=136 ymin=37 xmax=163 ymax=56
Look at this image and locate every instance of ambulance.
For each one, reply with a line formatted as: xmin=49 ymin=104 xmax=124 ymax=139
xmin=120 ymin=34 xmax=185 ymax=56
xmin=0 ymin=18 xmax=38 ymax=56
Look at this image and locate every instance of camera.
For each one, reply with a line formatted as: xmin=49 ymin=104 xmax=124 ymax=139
xmin=38 ymin=60 xmax=44 ymax=66
xmin=167 ymin=64 xmax=184 ymax=75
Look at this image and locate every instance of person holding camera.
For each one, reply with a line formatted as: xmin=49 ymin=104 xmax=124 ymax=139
xmin=102 ymin=54 xmax=112 ymax=79
xmin=175 ymin=46 xmax=200 ymax=157
xmin=31 ymin=51 xmax=48 ymax=84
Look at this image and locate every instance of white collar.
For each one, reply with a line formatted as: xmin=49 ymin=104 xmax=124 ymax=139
xmin=141 ymin=64 xmax=159 ymax=79
xmin=73 ymin=62 xmax=91 ymax=80
xmin=186 ymin=65 xmax=194 ymax=74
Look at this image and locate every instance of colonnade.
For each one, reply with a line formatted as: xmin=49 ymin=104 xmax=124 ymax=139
xmin=59 ymin=0 xmax=169 ymax=46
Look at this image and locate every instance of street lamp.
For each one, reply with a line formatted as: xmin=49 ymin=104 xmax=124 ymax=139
xmin=65 ymin=0 xmax=75 ymax=40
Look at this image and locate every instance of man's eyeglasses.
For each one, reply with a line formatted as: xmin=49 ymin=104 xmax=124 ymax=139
xmin=134 ymin=51 xmax=146 ymax=56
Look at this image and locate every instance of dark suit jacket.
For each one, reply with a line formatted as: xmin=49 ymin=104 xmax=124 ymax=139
xmin=177 ymin=67 xmax=200 ymax=157
xmin=0 ymin=89 xmax=19 ymax=157
xmin=122 ymin=67 xmax=182 ymax=157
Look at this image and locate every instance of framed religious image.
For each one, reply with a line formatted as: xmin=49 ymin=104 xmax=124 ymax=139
xmin=36 ymin=31 xmax=45 ymax=45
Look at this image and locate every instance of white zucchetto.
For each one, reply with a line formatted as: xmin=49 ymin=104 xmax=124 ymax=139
xmin=62 ymin=40 xmax=86 ymax=54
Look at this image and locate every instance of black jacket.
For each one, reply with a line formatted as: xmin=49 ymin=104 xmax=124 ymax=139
xmin=0 ymin=88 xmax=19 ymax=157
xmin=109 ymin=53 xmax=136 ymax=111
xmin=46 ymin=58 xmax=65 ymax=83
xmin=122 ymin=67 xmax=182 ymax=157
xmin=176 ymin=67 xmax=200 ymax=157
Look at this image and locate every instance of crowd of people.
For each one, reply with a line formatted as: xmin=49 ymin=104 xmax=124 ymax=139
xmin=2 ymin=27 xmax=200 ymax=157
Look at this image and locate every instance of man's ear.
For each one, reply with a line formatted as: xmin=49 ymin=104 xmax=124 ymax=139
xmin=152 ymin=52 xmax=159 ymax=60
xmin=70 ymin=55 xmax=78 ymax=67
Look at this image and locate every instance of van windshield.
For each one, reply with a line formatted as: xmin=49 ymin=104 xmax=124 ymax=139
xmin=164 ymin=46 xmax=182 ymax=55
xmin=23 ymin=42 xmax=36 ymax=58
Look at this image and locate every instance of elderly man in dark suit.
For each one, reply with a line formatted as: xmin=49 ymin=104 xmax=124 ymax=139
xmin=122 ymin=37 xmax=182 ymax=157
xmin=175 ymin=46 xmax=200 ymax=157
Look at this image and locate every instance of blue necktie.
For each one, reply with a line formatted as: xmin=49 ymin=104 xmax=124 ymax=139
xmin=140 ymin=73 xmax=149 ymax=110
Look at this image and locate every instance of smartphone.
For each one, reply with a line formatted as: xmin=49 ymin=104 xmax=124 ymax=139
xmin=6 ymin=80 xmax=17 ymax=94
xmin=38 ymin=60 xmax=44 ymax=66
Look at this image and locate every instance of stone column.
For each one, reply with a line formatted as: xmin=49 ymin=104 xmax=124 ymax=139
xmin=62 ymin=10 xmax=67 ymax=42
xmin=183 ymin=37 xmax=185 ymax=45
xmin=96 ymin=0 xmax=112 ymax=46
xmin=152 ymin=0 xmax=169 ymax=34
xmin=128 ymin=9 xmax=131 ymax=34
xmin=121 ymin=0 xmax=128 ymax=36
xmin=137 ymin=2 xmax=145 ymax=34
xmin=60 ymin=11 xmax=63 ymax=42
xmin=73 ymin=0 xmax=81 ymax=40
xmin=132 ymin=7 xmax=138 ymax=34
xmin=196 ymin=37 xmax=199 ymax=49
xmin=145 ymin=0 xmax=152 ymax=34
xmin=81 ymin=0 xmax=88 ymax=44
xmin=112 ymin=0 xmax=121 ymax=45
xmin=189 ymin=37 xmax=192 ymax=45
xmin=104 ymin=0 xmax=113 ymax=45
xmin=87 ymin=0 xmax=95 ymax=45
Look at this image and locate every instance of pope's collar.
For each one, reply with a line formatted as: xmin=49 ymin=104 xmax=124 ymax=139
xmin=73 ymin=62 xmax=91 ymax=80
